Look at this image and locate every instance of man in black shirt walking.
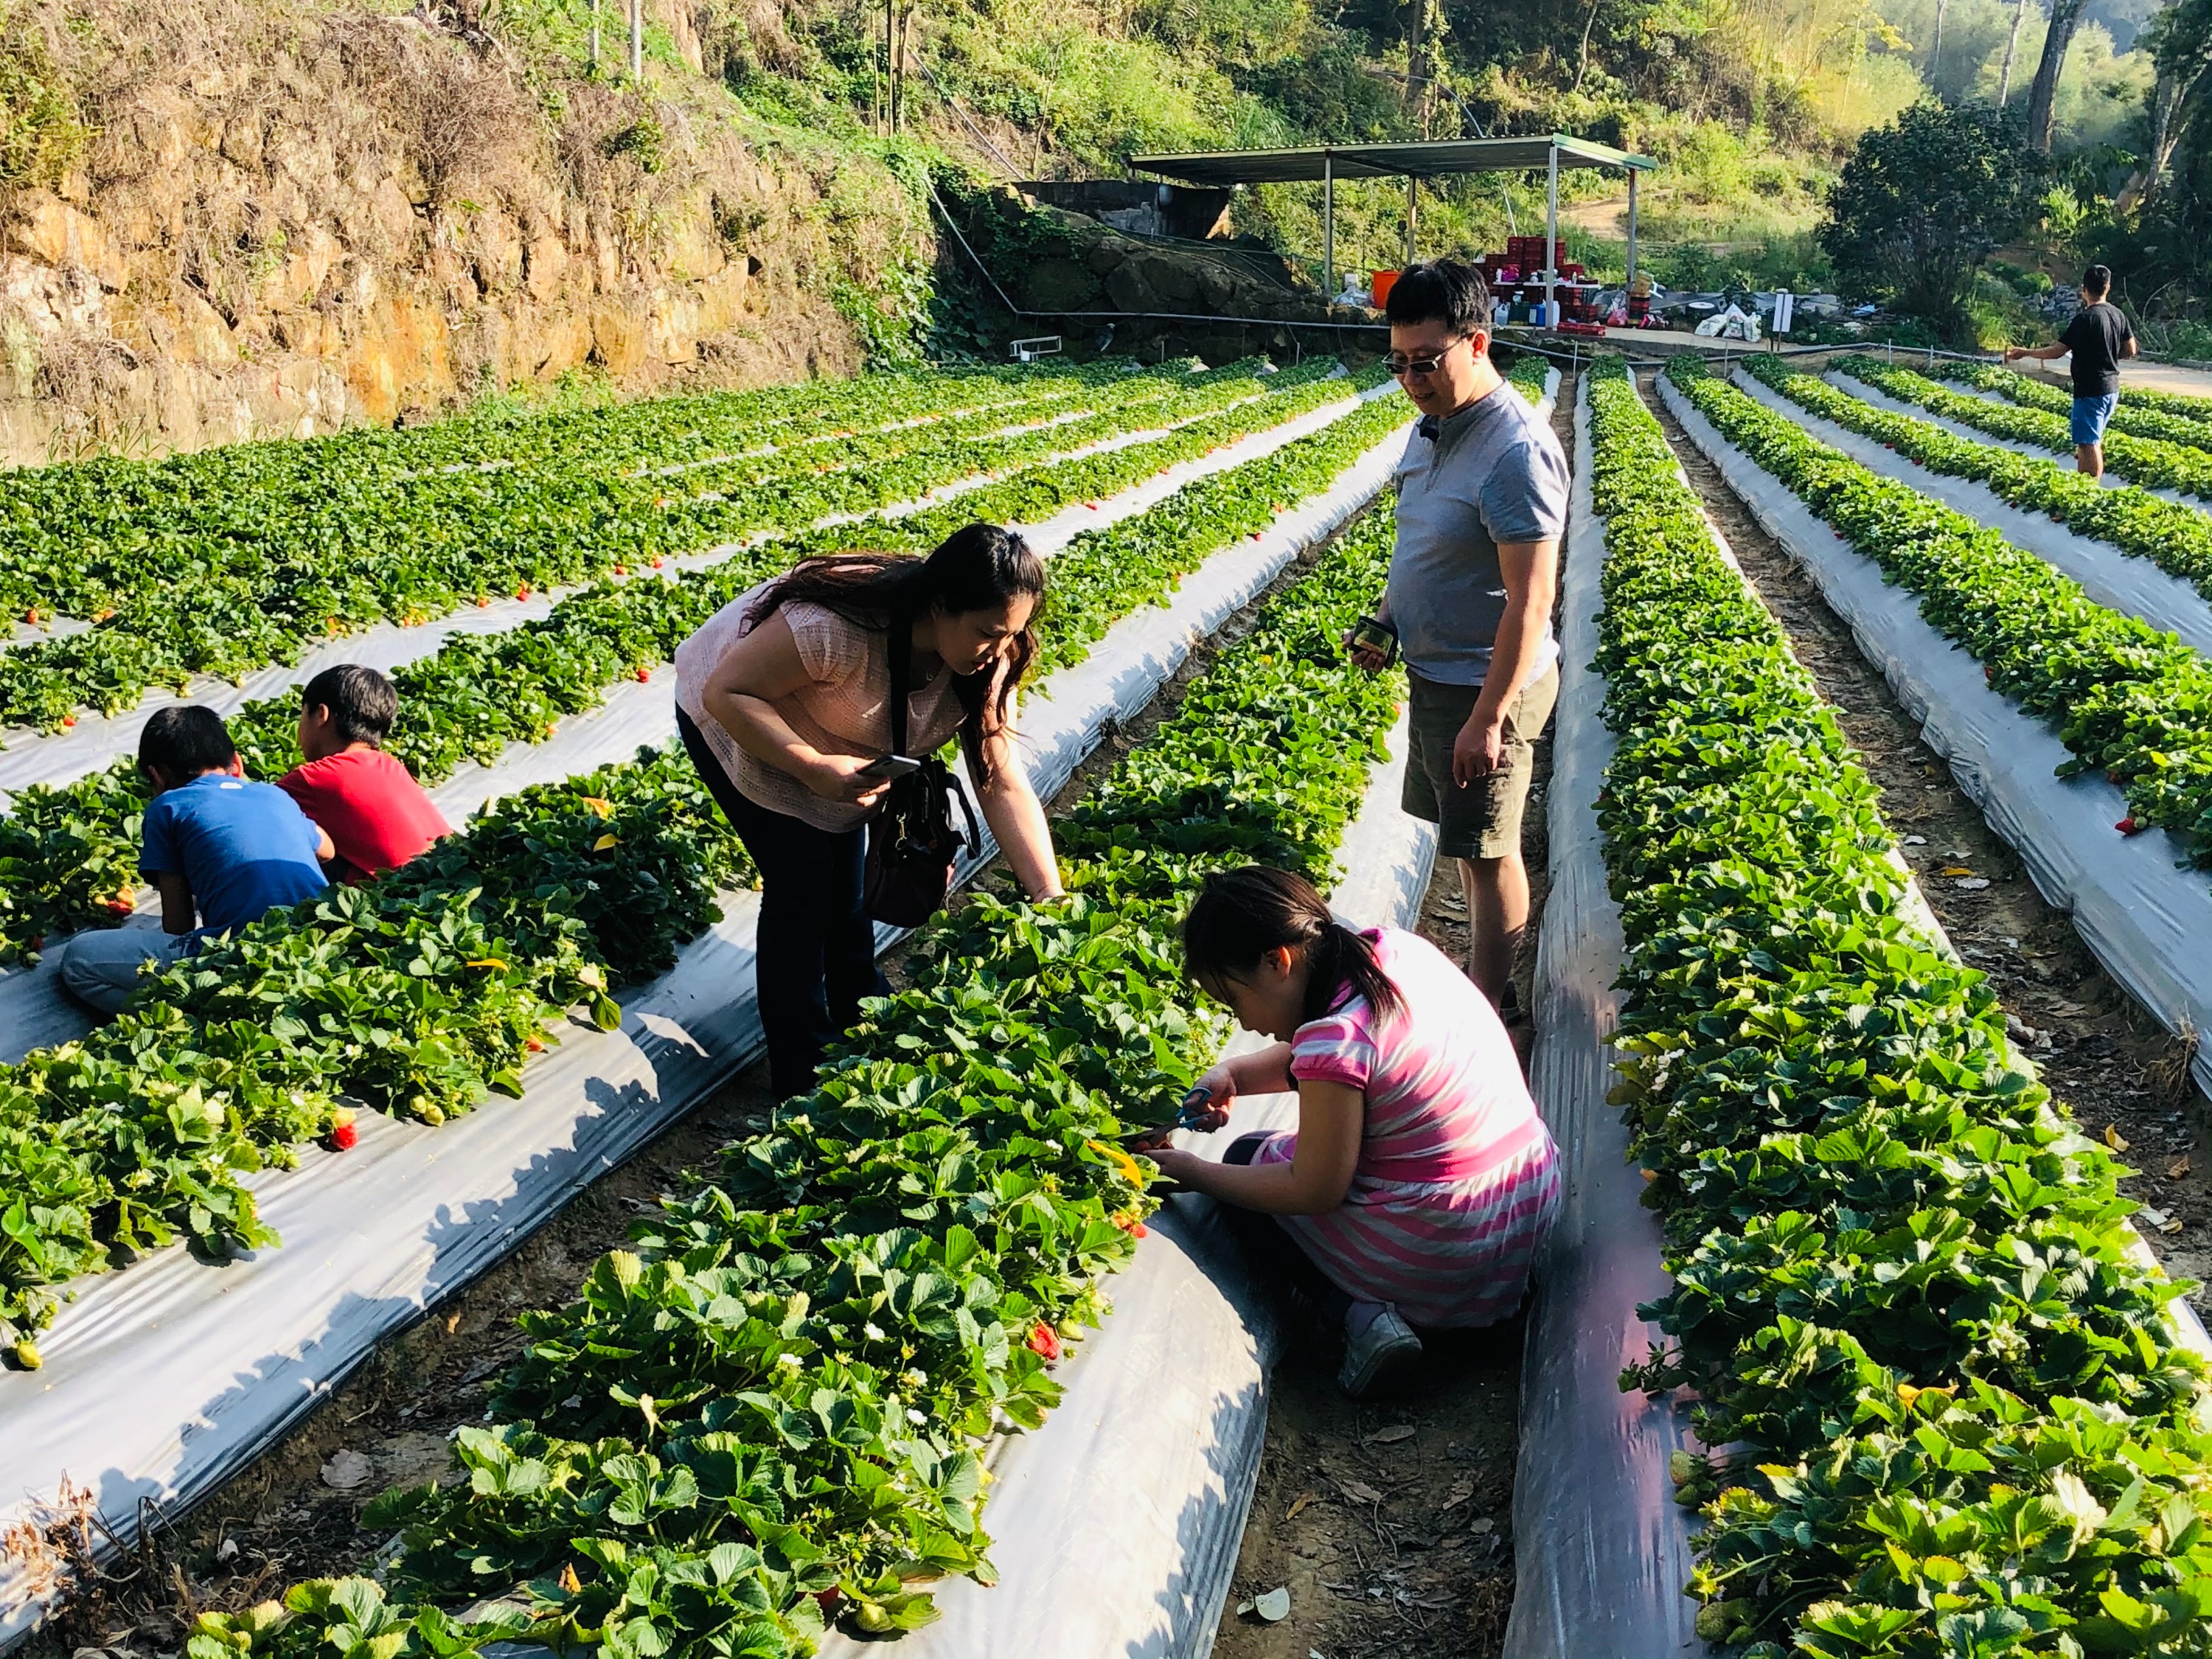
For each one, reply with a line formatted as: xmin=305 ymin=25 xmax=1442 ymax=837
xmin=2005 ymin=263 xmax=2138 ymax=479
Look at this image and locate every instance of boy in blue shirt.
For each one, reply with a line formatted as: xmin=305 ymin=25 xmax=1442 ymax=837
xmin=58 ymin=704 xmax=333 ymax=1015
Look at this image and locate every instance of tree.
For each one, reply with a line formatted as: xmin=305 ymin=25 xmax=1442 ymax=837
xmin=1997 ymin=0 xmax=2034 ymax=103
xmin=1821 ymin=101 xmax=2037 ymax=335
xmin=2117 ymin=0 xmax=2212 ymax=214
xmin=2025 ymin=0 xmax=2088 ymax=150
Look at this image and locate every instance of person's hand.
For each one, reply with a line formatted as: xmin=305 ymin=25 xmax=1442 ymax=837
xmin=805 ymin=754 xmax=891 ymax=807
xmin=1453 ymin=712 xmax=1506 ymax=788
xmin=1144 ymin=1146 xmax=1208 ymax=1186
xmin=1185 ymin=1065 xmax=1234 ymax=1132
xmin=1340 ymin=624 xmax=1391 ymax=676
xmin=2003 ymin=345 xmax=2024 ymax=361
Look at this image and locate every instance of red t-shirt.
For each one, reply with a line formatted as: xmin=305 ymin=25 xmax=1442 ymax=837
xmin=277 ymin=748 xmax=451 ymax=882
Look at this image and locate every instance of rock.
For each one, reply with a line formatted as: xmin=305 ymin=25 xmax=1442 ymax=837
xmin=590 ymin=300 xmax=649 ymax=376
xmin=1197 ymin=263 xmax=1237 ymax=307
xmin=1023 ymin=257 xmax=1096 ymax=313
xmin=319 ymin=1448 xmax=374 ymax=1490
xmin=219 ymin=116 xmax=263 ymax=172
xmin=1084 ymin=240 xmax=1126 ymax=276
xmin=522 ymin=233 xmax=568 ymax=302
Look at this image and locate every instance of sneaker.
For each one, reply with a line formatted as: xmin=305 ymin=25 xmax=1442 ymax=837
xmin=1338 ymin=1301 xmax=1422 ymax=1399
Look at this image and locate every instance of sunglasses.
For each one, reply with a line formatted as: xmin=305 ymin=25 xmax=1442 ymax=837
xmin=1384 ymin=337 xmax=1473 ymax=378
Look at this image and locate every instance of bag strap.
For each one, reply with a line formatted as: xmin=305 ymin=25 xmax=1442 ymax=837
xmin=886 ymin=610 xmax=911 ymax=759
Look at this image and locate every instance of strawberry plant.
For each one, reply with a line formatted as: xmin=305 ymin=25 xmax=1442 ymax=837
xmin=0 ymin=358 xmax=1314 ymax=732
xmin=1589 ymin=357 xmax=2212 ymax=1658
xmin=1669 ymin=355 xmax=2212 ymax=868
xmin=237 ymin=504 xmax=1405 ymax=1659
xmin=1745 ymin=355 xmax=2212 ymax=600
xmin=0 ymin=383 xmax=1407 ymax=1361
xmin=0 ymin=364 xmax=1391 ymax=963
xmin=1834 ymin=358 xmax=2212 ymax=502
xmin=1927 ymin=359 xmax=2212 ymax=455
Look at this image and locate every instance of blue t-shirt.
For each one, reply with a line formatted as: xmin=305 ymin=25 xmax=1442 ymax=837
xmin=140 ymin=772 xmax=328 ymax=942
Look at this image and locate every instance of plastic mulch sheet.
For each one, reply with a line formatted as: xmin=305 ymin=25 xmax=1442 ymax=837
xmin=0 ymin=388 xmax=1389 ymax=1068
xmin=813 ymin=709 xmax=1436 ymax=1659
xmin=0 ymin=378 xmax=1362 ymax=800
xmin=1660 ymin=365 xmax=2212 ymax=1188
xmin=1725 ymin=369 xmax=2212 ymax=655
xmin=1502 ymin=377 xmax=1703 ymax=1659
xmin=0 ymin=421 xmax=1409 ymax=1656
xmin=1826 ymin=369 xmax=2193 ymax=509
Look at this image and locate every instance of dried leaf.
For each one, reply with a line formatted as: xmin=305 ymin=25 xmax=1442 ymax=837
xmin=2170 ymin=1155 xmax=2192 ymax=1180
xmin=1366 ymin=1425 xmax=1416 ymax=1444
xmin=2107 ymin=1124 xmax=2132 ymax=1152
xmin=1955 ymin=877 xmax=1992 ymax=891
xmin=1441 ymin=1476 xmax=1475 ymax=1512
xmin=1254 ymin=1587 xmax=1291 ymax=1622
xmin=1285 ymin=1491 xmax=1316 ymax=1522
xmin=1468 ymin=1516 xmax=1495 ymax=1534
xmin=1941 ymin=865 xmax=1975 ymax=877
xmin=1339 ymin=1478 xmax=1384 ymax=1506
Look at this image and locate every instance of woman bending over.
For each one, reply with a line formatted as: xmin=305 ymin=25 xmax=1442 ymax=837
xmin=1147 ymin=866 xmax=1559 ymax=1397
xmin=673 ymin=524 xmax=1064 ymax=1096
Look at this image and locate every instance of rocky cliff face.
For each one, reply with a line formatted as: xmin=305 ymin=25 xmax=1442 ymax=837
xmin=0 ymin=0 xmax=927 ymax=467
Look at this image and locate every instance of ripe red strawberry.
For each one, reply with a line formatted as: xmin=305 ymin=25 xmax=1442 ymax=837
xmin=2118 ymin=815 xmax=2145 ymax=835
xmin=60 ymin=715 xmax=74 ymax=729
xmin=104 ymin=891 xmax=135 ymax=916
xmin=613 ymin=563 xmax=629 ymax=577
xmin=634 ymin=667 xmax=651 ymax=682
xmin=515 ymin=585 xmax=532 ymax=602
xmin=476 ymin=596 xmax=490 ymax=608
xmin=651 ymin=555 xmax=666 ymax=568
xmin=330 ymin=1119 xmax=359 ymax=1151
xmin=1028 ymin=1322 xmax=1061 ymax=1361
xmin=23 ymin=608 xmax=38 ymax=625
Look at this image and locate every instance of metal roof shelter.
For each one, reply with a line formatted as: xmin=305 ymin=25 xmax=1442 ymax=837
xmin=1130 ymin=135 xmax=1659 ymax=325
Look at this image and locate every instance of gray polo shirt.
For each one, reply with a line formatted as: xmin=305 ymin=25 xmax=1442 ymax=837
xmin=1388 ymin=382 xmax=1568 ymax=687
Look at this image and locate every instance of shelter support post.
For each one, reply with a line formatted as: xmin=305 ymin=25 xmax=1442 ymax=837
xmin=1405 ymin=174 xmax=1418 ymax=268
xmin=1545 ymin=141 xmax=1559 ymax=331
xmin=1626 ymin=168 xmax=1638 ymax=292
xmin=627 ymin=0 xmax=642 ymax=78
xmin=1324 ymin=153 xmax=1335 ymax=299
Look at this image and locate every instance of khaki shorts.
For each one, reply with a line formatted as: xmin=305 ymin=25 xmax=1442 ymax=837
xmin=1402 ymin=665 xmax=1559 ymax=860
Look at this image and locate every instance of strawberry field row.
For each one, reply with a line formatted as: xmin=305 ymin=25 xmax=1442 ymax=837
xmin=1833 ymin=358 xmax=2212 ymax=504
xmin=0 ymin=366 xmax=1386 ymax=964
xmin=0 ymin=383 xmax=1408 ymax=1354
xmin=1926 ymin=361 xmax=2212 ymax=455
xmin=1666 ymin=355 xmax=2212 ymax=869
xmin=1742 ymin=355 xmax=2212 ymax=599
xmin=1588 ymin=357 xmax=2212 ymax=1658
xmin=0 ymin=358 xmax=1298 ymax=733
xmin=166 ymin=502 xmax=1404 ymax=1659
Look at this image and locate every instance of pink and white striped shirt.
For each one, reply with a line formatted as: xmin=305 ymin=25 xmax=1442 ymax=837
xmin=1250 ymin=925 xmax=1559 ymax=1327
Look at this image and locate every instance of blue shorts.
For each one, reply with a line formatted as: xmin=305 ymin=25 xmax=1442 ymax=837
xmin=2070 ymin=393 xmax=2118 ymax=446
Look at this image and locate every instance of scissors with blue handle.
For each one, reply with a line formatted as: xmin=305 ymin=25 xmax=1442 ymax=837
xmin=1118 ymin=1085 xmax=1214 ymax=1144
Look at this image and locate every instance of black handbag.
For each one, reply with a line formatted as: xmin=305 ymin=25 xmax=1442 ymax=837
xmin=863 ymin=616 xmax=981 ymax=927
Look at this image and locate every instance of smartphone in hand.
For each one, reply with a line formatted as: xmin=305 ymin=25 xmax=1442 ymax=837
xmin=860 ymin=753 xmax=923 ymax=779
xmin=1347 ymin=615 xmax=1399 ymax=666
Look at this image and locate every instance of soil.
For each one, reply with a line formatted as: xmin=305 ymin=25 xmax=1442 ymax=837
xmin=1642 ymin=369 xmax=2212 ymax=1305
xmin=1208 ymin=376 xmax=1578 ymax=1659
xmin=22 ymin=505 xmax=1390 ymax=1659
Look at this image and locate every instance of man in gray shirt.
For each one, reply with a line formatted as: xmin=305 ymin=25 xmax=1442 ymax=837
xmin=1348 ymin=260 xmax=1567 ymax=1014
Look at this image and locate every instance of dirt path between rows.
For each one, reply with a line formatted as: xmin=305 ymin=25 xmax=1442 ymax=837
xmin=24 ymin=509 xmax=1393 ymax=1659
xmin=1644 ymin=369 xmax=2212 ymax=1305
xmin=1212 ymin=375 xmax=1581 ymax=1659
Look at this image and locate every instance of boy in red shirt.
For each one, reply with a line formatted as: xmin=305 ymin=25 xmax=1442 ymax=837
xmin=279 ymin=664 xmax=453 ymax=882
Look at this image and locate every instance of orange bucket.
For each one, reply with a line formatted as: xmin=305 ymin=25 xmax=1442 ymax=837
xmin=1371 ymin=269 xmax=1399 ymax=307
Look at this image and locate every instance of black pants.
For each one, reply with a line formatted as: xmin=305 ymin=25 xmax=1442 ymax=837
xmin=677 ymin=708 xmax=889 ymax=1097
xmin=1220 ymin=1133 xmax=1353 ymax=1324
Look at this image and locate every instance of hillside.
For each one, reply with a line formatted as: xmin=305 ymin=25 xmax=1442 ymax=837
xmin=0 ymin=0 xmax=2179 ymax=464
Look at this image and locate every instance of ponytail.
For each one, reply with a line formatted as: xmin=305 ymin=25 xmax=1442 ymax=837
xmin=1181 ymin=866 xmax=1405 ymax=1027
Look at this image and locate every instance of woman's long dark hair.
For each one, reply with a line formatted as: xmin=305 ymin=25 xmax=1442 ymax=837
xmin=749 ymin=524 xmax=1044 ymax=787
xmin=1182 ymin=866 xmax=1406 ymax=1027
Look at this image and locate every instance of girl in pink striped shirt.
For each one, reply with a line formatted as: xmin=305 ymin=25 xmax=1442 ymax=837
xmin=1145 ymin=866 xmax=1559 ymax=1397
